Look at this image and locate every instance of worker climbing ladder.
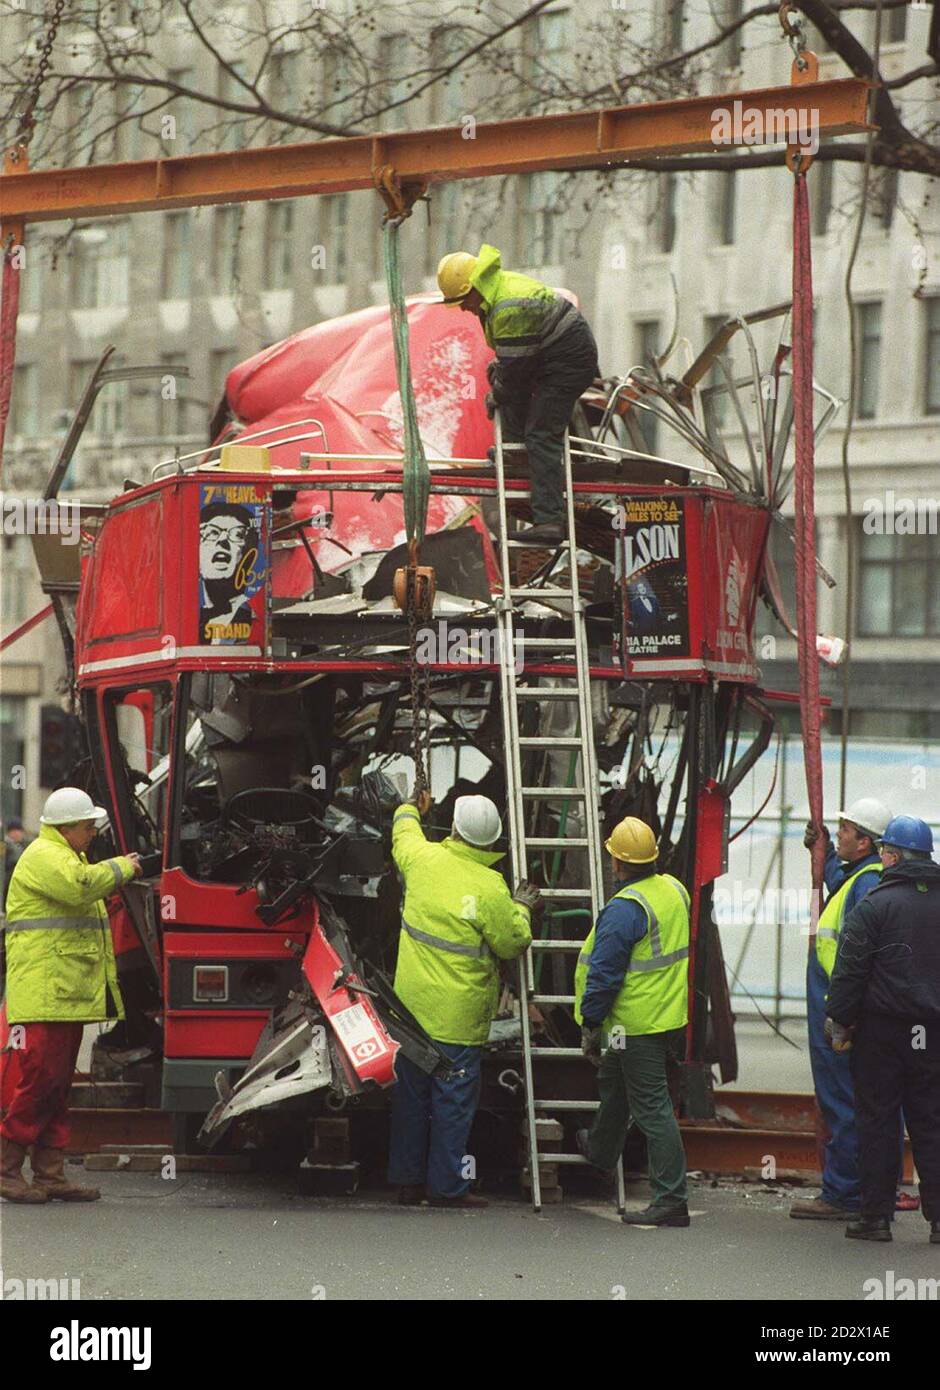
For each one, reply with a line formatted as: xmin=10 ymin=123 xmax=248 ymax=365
xmin=491 ymin=416 xmax=626 ymax=1213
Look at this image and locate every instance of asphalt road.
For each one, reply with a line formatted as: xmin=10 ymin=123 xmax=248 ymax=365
xmin=3 ymin=1172 xmax=938 ymax=1301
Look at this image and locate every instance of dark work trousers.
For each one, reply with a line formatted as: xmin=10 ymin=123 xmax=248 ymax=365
xmin=499 ymin=316 xmax=599 ymax=526
xmin=807 ymin=949 xmax=861 ymax=1209
xmin=387 ymin=1041 xmax=482 ymax=1198
xmin=584 ymin=1029 xmax=688 ymax=1210
xmin=851 ymin=1012 xmax=940 ymax=1222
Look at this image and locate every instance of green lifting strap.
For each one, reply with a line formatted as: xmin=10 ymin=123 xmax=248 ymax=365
xmin=383 ymin=220 xmax=430 ymax=546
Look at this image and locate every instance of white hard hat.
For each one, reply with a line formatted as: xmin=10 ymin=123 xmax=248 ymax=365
xmin=453 ymin=795 xmax=502 ymax=848
xmin=836 ymin=798 xmax=893 ymax=839
xmin=40 ymin=787 xmax=108 ymax=827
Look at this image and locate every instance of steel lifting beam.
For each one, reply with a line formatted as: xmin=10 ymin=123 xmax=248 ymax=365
xmin=0 ymin=79 xmax=870 ymax=228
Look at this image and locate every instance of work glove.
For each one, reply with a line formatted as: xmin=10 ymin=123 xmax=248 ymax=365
xmin=825 ymin=1017 xmax=854 ymax=1053
xmin=512 ymin=880 xmax=542 ymax=915
xmin=484 ymin=391 xmax=497 ymax=420
xmin=804 ymin=820 xmax=829 ymax=850
xmin=581 ymin=1024 xmax=603 ymax=1066
xmin=412 ymin=789 xmax=432 ymax=817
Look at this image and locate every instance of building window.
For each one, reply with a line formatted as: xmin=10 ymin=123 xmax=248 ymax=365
xmin=378 ymin=34 xmax=410 ymax=129
xmin=653 ymin=174 xmax=678 ymax=254
xmin=721 ymin=0 xmax=745 ymax=68
xmin=431 ymin=27 xmax=467 ymax=125
xmin=161 ymin=212 xmax=192 ymax=299
xmin=666 ymin=0 xmax=685 ymax=52
xmin=1 ymin=536 xmax=31 ymax=626
xmin=10 ymin=363 xmax=40 ymax=439
xmin=856 ymin=301 xmax=882 ymax=420
xmin=210 ymin=350 xmax=239 ymax=409
xmin=813 ymin=160 xmax=834 ymax=235
xmin=523 ymin=172 xmax=564 ymax=265
xmin=868 ymin=167 xmax=898 ymax=230
xmin=429 ymin=181 xmax=459 ymax=273
xmin=926 ymin=298 xmax=940 ymax=415
xmin=0 ymin=696 xmax=27 ymax=825
xmin=218 ymin=65 xmax=248 ymax=150
xmin=71 ymin=223 xmax=129 ymax=309
xmin=858 ymin=529 xmax=940 ymax=637
xmin=70 ymin=356 xmax=127 ymax=438
xmin=635 ymin=320 xmax=662 ymax=453
xmin=267 ymin=51 xmax=297 ymax=135
xmin=68 ymin=83 xmax=95 ymax=165
xmin=264 ymin=201 xmax=294 ymax=290
xmin=159 ymin=353 xmax=188 ymax=439
xmin=702 ymin=313 xmax=731 ymax=429
xmin=525 ymin=8 xmax=570 ymax=111
xmin=212 ymin=206 xmax=242 ymax=293
xmin=320 ymin=195 xmax=348 ymax=283
xmin=714 ymin=171 xmax=736 ymax=245
xmin=166 ymin=68 xmax=194 ymax=152
xmin=323 ymin=48 xmax=355 ymax=128
xmin=886 ymin=7 xmax=907 ymax=44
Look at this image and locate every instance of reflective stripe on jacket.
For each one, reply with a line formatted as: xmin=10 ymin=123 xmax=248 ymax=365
xmin=470 ymin=244 xmax=579 ymax=362
xmin=815 ymin=861 xmax=881 ymax=979
xmin=4 ymin=823 xmax=135 ymax=1024
xmin=574 ymin=872 xmax=691 ymax=1038
xmin=391 ymin=804 xmax=532 ymax=1046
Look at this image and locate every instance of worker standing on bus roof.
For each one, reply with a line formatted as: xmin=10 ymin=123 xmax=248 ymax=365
xmin=0 ymin=788 xmax=140 ymax=1204
xmin=574 ymin=817 xmax=692 ymax=1228
xmin=388 ymin=792 xmax=535 ymax=1208
xmin=790 ymin=798 xmax=892 ymax=1222
xmin=437 ymin=244 xmax=599 ymax=546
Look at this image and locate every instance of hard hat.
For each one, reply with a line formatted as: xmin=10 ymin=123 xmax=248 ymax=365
xmin=880 ymin=815 xmax=935 ymax=855
xmin=437 ymin=252 xmax=477 ymax=306
xmin=836 ymin=798 xmax=893 ymax=840
xmin=40 ymin=787 xmax=108 ymax=827
xmin=453 ymin=795 xmax=502 ymax=847
xmin=605 ymin=816 xmax=658 ymax=863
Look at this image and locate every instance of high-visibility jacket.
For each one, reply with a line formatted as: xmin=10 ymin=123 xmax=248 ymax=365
xmin=815 ymin=861 xmax=882 ymax=979
xmin=574 ymin=873 xmax=690 ymax=1039
xmin=470 ymin=244 xmax=579 ymax=365
xmin=4 ymin=824 xmax=136 ymax=1024
xmin=391 ymin=804 xmax=532 ymax=1046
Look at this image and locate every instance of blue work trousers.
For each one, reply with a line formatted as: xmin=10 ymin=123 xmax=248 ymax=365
xmin=387 ymin=1042 xmax=482 ymax=1198
xmin=807 ymin=948 xmax=861 ymax=1209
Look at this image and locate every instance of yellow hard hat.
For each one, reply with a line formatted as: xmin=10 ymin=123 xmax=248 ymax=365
xmin=437 ymin=251 xmax=477 ymax=306
xmin=605 ymin=816 xmax=658 ymax=863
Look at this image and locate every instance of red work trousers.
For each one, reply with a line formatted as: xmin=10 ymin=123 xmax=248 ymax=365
xmin=0 ymin=1011 xmax=84 ymax=1149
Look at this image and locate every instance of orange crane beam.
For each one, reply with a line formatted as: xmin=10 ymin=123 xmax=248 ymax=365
xmin=1 ymin=78 xmax=870 ymax=228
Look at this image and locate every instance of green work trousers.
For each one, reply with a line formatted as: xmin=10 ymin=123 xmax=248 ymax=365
xmin=585 ymin=1028 xmax=688 ymax=1210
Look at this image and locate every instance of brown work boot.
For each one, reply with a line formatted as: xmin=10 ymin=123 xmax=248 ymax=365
xmin=0 ymin=1138 xmax=49 ymax=1204
xmin=397 ymin=1185 xmax=426 ymax=1206
xmin=789 ymin=1196 xmax=855 ymax=1221
xmin=427 ymin=1191 xmax=489 ymax=1209
xmin=31 ymin=1147 xmax=100 ymax=1202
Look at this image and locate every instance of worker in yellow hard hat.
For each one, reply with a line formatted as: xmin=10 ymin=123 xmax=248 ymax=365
xmin=573 ymin=815 xmax=693 ymax=1228
xmin=436 ymin=244 xmax=599 ymax=546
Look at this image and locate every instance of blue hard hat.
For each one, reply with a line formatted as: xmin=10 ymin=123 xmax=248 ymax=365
xmin=880 ymin=815 xmax=935 ymax=855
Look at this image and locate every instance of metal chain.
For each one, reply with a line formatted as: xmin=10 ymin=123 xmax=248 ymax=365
xmin=406 ymin=591 xmax=433 ymax=796
xmin=13 ymin=0 xmax=67 ymax=153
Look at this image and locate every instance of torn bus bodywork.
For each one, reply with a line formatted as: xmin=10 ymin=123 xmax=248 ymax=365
xmin=35 ymin=295 xmax=839 ymax=1166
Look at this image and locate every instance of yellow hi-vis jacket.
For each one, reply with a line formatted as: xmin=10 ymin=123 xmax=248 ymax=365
xmin=574 ymin=873 xmax=690 ymax=1039
xmin=4 ymin=823 xmax=136 ymax=1024
xmin=391 ymin=803 xmax=532 ymax=1046
xmin=815 ymin=862 xmax=882 ymax=979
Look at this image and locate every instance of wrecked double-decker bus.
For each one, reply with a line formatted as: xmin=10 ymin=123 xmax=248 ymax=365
xmin=61 ymin=294 xmax=836 ymax=1182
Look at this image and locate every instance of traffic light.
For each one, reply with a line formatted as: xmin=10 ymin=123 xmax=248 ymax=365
xmin=39 ymin=704 xmax=83 ymax=788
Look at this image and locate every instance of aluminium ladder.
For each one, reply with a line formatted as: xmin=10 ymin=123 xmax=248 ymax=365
xmin=491 ymin=415 xmax=626 ymax=1214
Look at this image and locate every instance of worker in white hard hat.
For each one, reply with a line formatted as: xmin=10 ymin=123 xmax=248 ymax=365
xmin=573 ymin=816 xmax=693 ymax=1228
xmin=387 ymin=789 xmax=536 ymax=1207
xmin=436 ymin=245 xmax=599 ymax=546
xmin=0 ymin=788 xmax=141 ymax=1204
xmin=790 ymin=796 xmax=893 ymax=1222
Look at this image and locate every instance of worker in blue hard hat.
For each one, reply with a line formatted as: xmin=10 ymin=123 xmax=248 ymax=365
xmin=387 ymin=790 xmax=535 ymax=1208
xmin=791 ymin=798 xmax=892 ymax=1222
xmin=827 ymin=815 xmax=940 ymax=1245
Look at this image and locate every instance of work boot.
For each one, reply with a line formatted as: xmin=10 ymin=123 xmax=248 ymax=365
xmin=790 ymin=1196 xmax=856 ymax=1221
xmin=621 ymin=1202 xmax=690 ymax=1228
xmin=508 ymin=522 xmax=565 ymax=546
xmin=930 ymin=1221 xmax=940 ymax=1246
xmin=0 ymin=1139 xmax=49 ymax=1204
xmin=31 ymin=1147 xmax=100 ymax=1202
xmin=845 ymin=1216 xmax=892 ymax=1242
xmin=427 ymin=1191 xmax=489 ymax=1209
xmin=397 ymin=1185 xmax=425 ymax=1206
